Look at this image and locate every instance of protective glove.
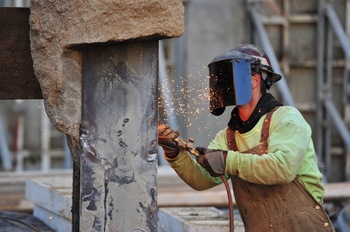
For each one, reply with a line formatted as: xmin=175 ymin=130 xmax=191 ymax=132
xmin=195 ymin=147 xmax=228 ymax=177
xmin=158 ymin=124 xmax=180 ymax=158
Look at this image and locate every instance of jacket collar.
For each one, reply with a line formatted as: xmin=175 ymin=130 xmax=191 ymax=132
xmin=228 ymin=92 xmax=283 ymax=133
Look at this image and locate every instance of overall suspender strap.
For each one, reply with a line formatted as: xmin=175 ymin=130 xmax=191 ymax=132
xmin=226 ymin=107 xmax=335 ymax=231
xmin=260 ymin=107 xmax=279 ymax=144
xmin=227 ymin=128 xmax=238 ymax=151
xmin=227 ymin=107 xmax=279 ymax=151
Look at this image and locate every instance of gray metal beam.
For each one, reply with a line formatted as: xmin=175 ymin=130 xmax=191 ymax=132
xmin=324 ymin=99 xmax=350 ymax=150
xmin=316 ymin=0 xmax=326 ymax=166
xmin=0 ymin=114 xmax=11 ymax=171
xmin=325 ymin=5 xmax=350 ymax=60
xmin=325 ymin=19 xmax=334 ymax=176
xmin=324 ymin=3 xmax=350 ymax=180
xmin=324 ymin=98 xmax=350 ymax=180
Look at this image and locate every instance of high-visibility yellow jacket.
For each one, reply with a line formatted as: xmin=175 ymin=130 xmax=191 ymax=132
xmin=165 ymin=106 xmax=325 ymax=203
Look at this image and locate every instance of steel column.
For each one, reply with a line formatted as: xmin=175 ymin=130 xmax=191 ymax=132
xmin=75 ymin=41 xmax=158 ymax=231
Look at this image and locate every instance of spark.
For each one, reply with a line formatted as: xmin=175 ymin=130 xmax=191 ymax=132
xmin=158 ymin=65 xmax=219 ymax=133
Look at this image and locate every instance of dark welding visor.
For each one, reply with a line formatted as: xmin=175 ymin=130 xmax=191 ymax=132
xmin=208 ymin=58 xmax=252 ymax=116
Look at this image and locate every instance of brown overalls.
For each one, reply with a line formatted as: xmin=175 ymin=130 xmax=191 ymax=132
xmin=226 ymin=108 xmax=335 ymax=232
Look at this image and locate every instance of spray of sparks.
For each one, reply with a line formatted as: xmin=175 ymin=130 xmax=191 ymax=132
xmin=158 ymin=65 xmax=221 ymax=135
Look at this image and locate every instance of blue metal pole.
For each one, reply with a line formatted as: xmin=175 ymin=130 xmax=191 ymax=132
xmin=0 ymin=114 xmax=12 ymax=171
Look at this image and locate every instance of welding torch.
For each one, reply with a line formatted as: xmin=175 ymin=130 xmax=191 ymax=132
xmin=175 ymin=137 xmax=200 ymax=157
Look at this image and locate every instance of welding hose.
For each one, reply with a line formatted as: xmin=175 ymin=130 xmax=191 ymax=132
xmin=183 ymin=144 xmax=234 ymax=231
xmin=220 ymin=175 xmax=234 ymax=232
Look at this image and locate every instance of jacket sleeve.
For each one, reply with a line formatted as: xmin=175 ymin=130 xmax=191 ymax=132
xmin=225 ymin=107 xmax=310 ymax=185
xmin=165 ymin=150 xmax=224 ymax=191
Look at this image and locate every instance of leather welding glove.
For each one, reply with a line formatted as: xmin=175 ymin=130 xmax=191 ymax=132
xmin=195 ymin=147 xmax=228 ymax=177
xmin=158 ymin=124 xmax=180 ymax=158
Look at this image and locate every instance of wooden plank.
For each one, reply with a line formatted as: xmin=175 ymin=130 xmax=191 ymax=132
xmin=0 ymin=7 xmax=42 ymax=99
xmin=324 ymin=182 xmax=350 ymax=202
xmin=1 ymin=169 xmax=350 ymax=213
xmin=0 ymin=170 xmax=71 ymax=212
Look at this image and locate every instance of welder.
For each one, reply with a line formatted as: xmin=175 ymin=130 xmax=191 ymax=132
xmin=158 ymin=44 xmax=335 ymax=231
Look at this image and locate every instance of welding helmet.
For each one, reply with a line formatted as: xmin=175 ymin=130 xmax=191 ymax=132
xmin=208 ymin=44 xmax=281 ymax=116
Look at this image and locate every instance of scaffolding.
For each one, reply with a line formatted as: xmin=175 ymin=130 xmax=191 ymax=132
xmin=247 ymin=0 xmax=350 ymax=181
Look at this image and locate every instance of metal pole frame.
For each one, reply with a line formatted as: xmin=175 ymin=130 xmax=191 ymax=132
xmin=316 ymin=0 xmax=326 ymax=174
xmin=324 ymin=2 xmax=350 ymax=180
xmin=315 ymin=1 xmax=350 ymax=180
xmin=248 ymin=5 xmax=295 ymax=107
xmin=249 ymin=2 xmax=350 ymax=180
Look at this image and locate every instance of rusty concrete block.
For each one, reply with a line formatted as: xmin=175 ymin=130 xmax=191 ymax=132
xmin=29 ymin=0 xmax=184 ymax=144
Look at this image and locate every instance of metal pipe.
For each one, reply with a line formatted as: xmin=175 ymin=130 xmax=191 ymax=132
xmin=316 ymin=0 xmax=326 ymax=164
xmin=0 ymin=114 xmax=11 ymax=171
xmin=324 ymin=98 xmax=350 ymax=180
xmin=325 ymin=5 xmax=350 ymax=60
xmin=41 ymin=106 xmax=51 ymax=172
xmin=325 ymin=21 xmax=334 ymax=176
xmin=0 ymin=0 xmax=29 ymax=7
xmin=249 ymin=6 xmax=295 ymax=106
xmin=325 ymin=3 xmax=350 ymax=180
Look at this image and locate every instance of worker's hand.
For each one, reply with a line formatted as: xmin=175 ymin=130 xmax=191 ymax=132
xmin=158 ymin=124 xmax=180 ymax=158
xmin=195 ymin=147 xmax=227 ymax=177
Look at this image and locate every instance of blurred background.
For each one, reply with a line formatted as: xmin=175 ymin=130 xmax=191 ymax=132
xmin=1 ymin=1 xmax=350 ymax=229
xmin=0 ymin=0 xmax=72 ymax=174
xmin=160 ymin=0 xmax=350 ymax=185
xmin=1 ymin=0 xmax=350 ymax=182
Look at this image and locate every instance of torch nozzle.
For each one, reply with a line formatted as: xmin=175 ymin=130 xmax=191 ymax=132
xmin=175 ymin=137 xmax=200 ymax=157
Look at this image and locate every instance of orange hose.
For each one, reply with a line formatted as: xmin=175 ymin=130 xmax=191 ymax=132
xmin=220 ymin=175 xmax=234 ymax=232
